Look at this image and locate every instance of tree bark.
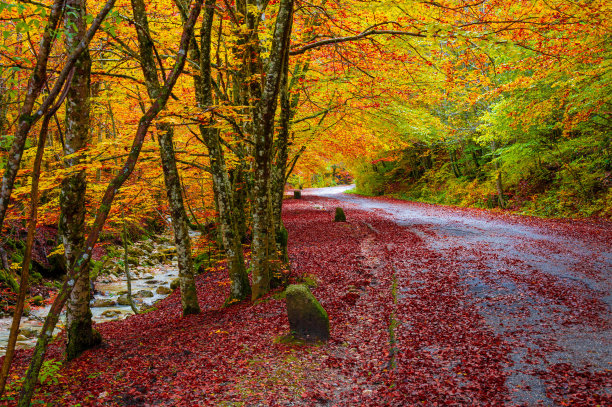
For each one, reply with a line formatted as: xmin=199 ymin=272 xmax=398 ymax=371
xmin=0 ymin=62 xmax=75 ymax=394
xmin=131 ymin=0 xmax=200 ymax=315
xmin=62 ymin=0 xmax=100 ymax=361
xmin=0 ymin=104 xmax=52 ymax=398
xmin=0 ymin=75 xmax=8 ymax=137
xmin=491 ymin=141 xmax=505 ymax=208
xmin=269 ymin=36 xmax=294 ymax=273
xmin=197 ymin=0 xmax=251 ymax=303
xmin=250 ymin=0 xmax=294 ymax=300
xmin=17 ymin=3 xmax=203 ymax=403
xmin=0 ymin=0 xmax=117 ymax=232
xmin=123 ymin=220 xmax=139 ymax=314
xmin=158 ymin=126 xmax=200 ymax=314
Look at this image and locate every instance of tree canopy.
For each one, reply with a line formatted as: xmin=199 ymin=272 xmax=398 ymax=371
xmin=0 ymin=0 xmax=609 ymax=403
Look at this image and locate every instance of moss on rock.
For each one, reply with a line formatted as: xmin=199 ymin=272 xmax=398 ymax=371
xmin=170 ymin=278 xmax=180 ymax=290
xmin=334 ymin=207 xmax=346 ymax=222
xmin=285 ymin=284 xmax=329 ymax=342
xmin=0 ymin=268 xmax=18 ymax=292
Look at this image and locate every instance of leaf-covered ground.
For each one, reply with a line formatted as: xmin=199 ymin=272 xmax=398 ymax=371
xmin=2 ymin=191 xmax=611 ymax=406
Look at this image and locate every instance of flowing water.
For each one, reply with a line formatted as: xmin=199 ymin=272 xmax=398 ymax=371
xmin=0 ymin=239 xmax=180 ymax=352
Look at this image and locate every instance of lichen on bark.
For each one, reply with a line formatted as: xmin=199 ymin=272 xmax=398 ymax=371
xmin=62 ymin=0 xmax=98 ymax=360
xmin=131 ymin=0 xmax=201 ymax=315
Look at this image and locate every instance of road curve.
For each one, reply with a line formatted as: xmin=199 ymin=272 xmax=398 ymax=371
xmin=307 ymin=185 xmax=612 ymax=406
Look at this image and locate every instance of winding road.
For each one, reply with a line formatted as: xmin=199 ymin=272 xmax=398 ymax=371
xmin=308 ymin=185 xmax=612 ymax=405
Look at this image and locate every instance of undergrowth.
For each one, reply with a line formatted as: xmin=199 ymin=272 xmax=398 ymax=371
xmin=354 ymin=133 xmax=611 ymax=219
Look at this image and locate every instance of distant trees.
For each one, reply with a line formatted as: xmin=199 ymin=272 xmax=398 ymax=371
xmin=0 ymin=0 xmax=609 ymax=403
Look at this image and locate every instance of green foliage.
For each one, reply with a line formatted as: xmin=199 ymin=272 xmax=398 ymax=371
xmin=299 ymin=164 xmax=353 ymax=188
xmin=0 ymin=266 xmax=18 ymax=292
xmin=299 ymin=273 xmax=318 ymax=288
xmin=353 ymin=160 xmax=391 ymax=196
xmin=355 ymin=127 xmax=611 ymax=218
xmin=193 ymin=252 xmax=212 ymax=274
xmin=38 ymin=359 xmax=62 ymax=386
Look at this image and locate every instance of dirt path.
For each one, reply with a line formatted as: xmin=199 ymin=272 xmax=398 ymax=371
xmin=309 ymin=186 xmax=612 ymax=406
xmin=2 ymin=188 xmax=610 ymax=406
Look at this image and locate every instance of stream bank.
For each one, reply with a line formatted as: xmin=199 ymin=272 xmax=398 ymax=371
xmin=0 ymin=235 xmax=183 ymax=352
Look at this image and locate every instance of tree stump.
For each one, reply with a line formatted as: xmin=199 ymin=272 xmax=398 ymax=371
xmin=285 ymin=284 xmax=329 ymax=342
xmin=334 ymin=207 xmax=346 ymax=222
xmin=293 ymin=190 xmax=302 ymax=199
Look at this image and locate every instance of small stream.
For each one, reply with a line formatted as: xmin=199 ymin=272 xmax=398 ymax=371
xmin=0 ymin=238 xmax=180 ymax=352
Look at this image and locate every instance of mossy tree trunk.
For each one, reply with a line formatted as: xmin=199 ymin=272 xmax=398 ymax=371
xmin=230 ymin=168 xmax=249 ymax=243
xmin=0 ymin=75 xmax=8 ymax=138
xmin=158 ymin=126 xmax=200 ymax=314
xmin=0 ymin=0 xmax=116 ymax=232
xmin=62 ymin=0 xmax=100 ymax=361
xmin=122 ymin=219 xmax=139 ymax=314
xmin=131 ymin=0 xmax=200 ymax=315
xmin=250 ymin=0 xmax=294 ymax=300
xmin=0 ymin=90 xmax=56 ymax=397
xmin=269 ymin=38 xmax=295 ymax=286
xmin=0 ymin=0 xmax=65 ymax=230
xmin=17 ymin=4 xmax=203 ymax=403
xmin=196 ymin=0 xmax=251 ymax=303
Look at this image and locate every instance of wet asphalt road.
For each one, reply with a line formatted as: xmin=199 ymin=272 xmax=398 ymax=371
xmin=308 ymin=185 xmax=612 ymax=405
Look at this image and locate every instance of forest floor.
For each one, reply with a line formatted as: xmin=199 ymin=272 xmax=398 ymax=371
xmin=2 ymin=187 xmax=611 ymax=406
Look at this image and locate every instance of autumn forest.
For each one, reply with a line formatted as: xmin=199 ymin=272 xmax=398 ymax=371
xmin=0 ymin=0 xmax=610 ymax=405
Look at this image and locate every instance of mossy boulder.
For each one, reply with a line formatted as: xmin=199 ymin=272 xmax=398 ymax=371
xmin=156 ymin=286 xmax=172 ymax=295
xmin=334 ymin=207 xmax=346 ymax=222
xmin=117 ymin=295 xmax=131 ymax=306
xmin=128 ymin=247 xmax=145 ymax=257
xmin=19 ymin=327 xmax=39 ymax=338
xmin=92 ymin=298 xmax=117 ymax=308
xmin=140 ymin=242 xmax=154 ymax=253
xmin=126 ymin=256 xmax=139 ymax=266
xmin=29 ymin=295 xmax=44 ymax=306
xmin=101 ymin=309 xmax=122 ymax=318
xmin=134 ymin=289 xmax=154 ymax=298
xmin=45 ymin=250 xmax=67 ymax=277
xmin=170 ymin=278 xmax=180 ymax=290
xmin=156 ymin=247 xmax=177 ymax=263
xmin=0 ymin=269 xmax=18 ymax=292
xmin=285 ymin=284 xmax=329 ymax=342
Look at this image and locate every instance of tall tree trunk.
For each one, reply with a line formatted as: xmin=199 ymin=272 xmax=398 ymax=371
xmin=131 ymin=0 xmax=200 ymax=315
xmin=0 ymin=103 xmax=56 ymax=397
xmin=0 ymin=0 xmax=117 ymax=232
xmin=123 ymin=219 xmax=139 ymax=314
xmin=197 ymin=0 xmax=250 ymax=302
xmin=0 ymin=0 xmax=65 ymax=230
xmin=62 ymin=0 xmax=100 ymax=361
xmin=158 ymin=126 xmax=200 ymax=314
xmin=250 ymin=0 xmax=294 ymax=300
xmin=449 ymin=148 xmax=461 ymax=178
xmin=230 ymin=167 xmax=249 ymax=243
xmin=270 ymin=39 xmax=293 ymax=270
xmin=17 ymin=4 xmax=203 ymax=403
xmin=1 ymin=62 xmax=75 ymax=394
xmin=0 ymin=75 xmax=8 ymax=137
xmin=491 ymin=141 xmax=505 ymax=208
